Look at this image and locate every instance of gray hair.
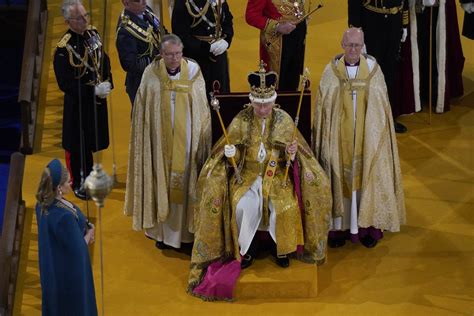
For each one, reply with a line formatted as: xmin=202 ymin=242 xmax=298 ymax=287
xmin=160 ymin=34 xmax=183 ymax=51
xmin=61 ymin=0 xmax=83 ymax=20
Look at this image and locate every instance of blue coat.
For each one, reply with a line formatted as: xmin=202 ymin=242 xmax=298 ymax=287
xmin=116 ymin=8 xmax=164 ymax=104
xmin=36 ymin=199 xmax=97 ymax=316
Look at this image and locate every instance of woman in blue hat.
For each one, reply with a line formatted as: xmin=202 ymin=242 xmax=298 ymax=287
xmin=35 ymin=158 xmax=97 ymax=316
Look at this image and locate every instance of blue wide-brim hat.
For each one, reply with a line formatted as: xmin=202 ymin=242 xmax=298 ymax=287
xmin=47 ymin=159 xmax=63 ymax=188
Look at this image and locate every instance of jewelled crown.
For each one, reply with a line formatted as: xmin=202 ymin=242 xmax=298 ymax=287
xmin=248 ymin=61 xmax=278 ymax=103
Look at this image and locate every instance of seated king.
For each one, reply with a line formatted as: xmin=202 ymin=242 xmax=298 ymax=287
xmin=188 ymin=64 xmax=332 ymax=301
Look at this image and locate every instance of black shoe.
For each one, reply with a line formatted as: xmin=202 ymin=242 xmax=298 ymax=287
xmin=73 ymin=188 xmax=90 ymax=200
xmin=241 ymin=254 xmax=254 ymax=269
xmin=360 ymin=235 xmax=378 ymax=248
xmin=178 ymin=242 xmax=194 ymax=256
xmin=275 ymin=254 xmax=290 ymax=268
xmin=328 ymin=237 xmax=346 ymax=248
xmin=394 ymin=122 xmax=408 ymax=134
xmin=155 ymin=241 xmax=170 ymax=250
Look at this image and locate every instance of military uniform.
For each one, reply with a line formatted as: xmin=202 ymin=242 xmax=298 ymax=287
xmin=172 ymin=0 xmax=234 ymax=94
xmin=116 ymin=7 xmax=166 ymax=104
xmin=349 ymin=0 xmax=409 ymax=118
xmin=53 ymin=27 xmax=112 ymax=191
xmin=245 ymin=0 xmax=307 ymax=91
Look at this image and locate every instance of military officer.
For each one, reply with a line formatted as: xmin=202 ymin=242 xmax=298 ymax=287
xmin=116 ymin=0 xmax=167 ymax=105
xmin=54 ymin=0 xmax=112 ymax=200
xmin=349 ymin=0 xmax=409 ymax=133
xmin=172 ymin=0 xmax=234 ymax=95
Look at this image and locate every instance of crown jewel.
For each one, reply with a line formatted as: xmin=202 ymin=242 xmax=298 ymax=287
xmin=248 ymin=61 xmax=278 ymax=101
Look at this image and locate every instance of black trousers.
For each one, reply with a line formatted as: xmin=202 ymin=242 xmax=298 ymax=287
xmin=417 ymin=7 xmax=440 ymax=104
xmin=278 ymin=22 xmax=307 ymax=91
xmin=66 ymin=149 xmax=93 ymax=190
xmin=362 ymin=9 xmax=403 ymax=118
xmin=198 ymin=52 xmax=231 ymax=96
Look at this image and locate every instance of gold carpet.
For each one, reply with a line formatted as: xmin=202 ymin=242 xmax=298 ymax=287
xmin=13 ymin=0 xmax=474 ymax=315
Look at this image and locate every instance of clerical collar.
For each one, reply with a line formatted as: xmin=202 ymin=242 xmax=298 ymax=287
xmin=344 ymin=60 xmax=360 ymax=66
xmin=344 ymin=59 xmax=360 ymax=67
xmin=167 ymin=67 xmax=180 ymax=76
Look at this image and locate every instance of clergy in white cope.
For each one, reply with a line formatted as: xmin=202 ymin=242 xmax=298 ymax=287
xmin=124 ymin=33 xmax=212 ymax=250
xmin=313 ymin=28 xmax=406 ymax=249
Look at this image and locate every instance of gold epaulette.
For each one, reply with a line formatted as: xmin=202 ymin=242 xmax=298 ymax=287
xmin=57 ymin=33 xmax=71 ymax=48
xmin=120 ymin=11 xmax=130 ymax=26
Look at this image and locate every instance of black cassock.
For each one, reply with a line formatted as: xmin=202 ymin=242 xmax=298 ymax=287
xmin=53 ymin=28 xmax=112 ymax=189
xmin=460 ymin=0 xmax=474 ymax=39
xmin=172 ymin=0 xmax=234 ymax=95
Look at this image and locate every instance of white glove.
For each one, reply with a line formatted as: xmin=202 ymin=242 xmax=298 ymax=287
xmin=224 ymin=144 xmax=236 ymax=158
xmin=461 ymin=2 xmax=473 ymax=13
xmin=401 ymin=27 xmax=408 ymax=43
xmin=276 ymin=21 xmax=296 ymax=35
xmin=95 ymin=81 xmax=111 ymax=99
xmin=422 ymin=0 xmax=436 ymax=6
xmin=210 ymin=39 xmax=229 ymax=56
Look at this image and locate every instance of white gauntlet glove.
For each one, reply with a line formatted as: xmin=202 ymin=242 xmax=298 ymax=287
xmin=95 ymin=81 xmax=111 ymax=99
xmin=210 ymin=39 xmax=229 ymax=56
xmin=422 ymin=0 xmax=436 ymax=6
xmin=224 ymin=144 xmax=236 ymax=158
xmin=401 ymin=27 xmax=408 ymax=43
xmin=461 ymin=2 xmax=474 ymax=13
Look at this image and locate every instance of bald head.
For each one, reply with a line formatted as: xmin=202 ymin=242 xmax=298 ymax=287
xmin=341 ymin=27 xmax=364 ymax=64
xmin=342 ymin=27 xmax=364 ymax=44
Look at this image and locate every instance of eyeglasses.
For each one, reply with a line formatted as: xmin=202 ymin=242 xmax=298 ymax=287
xmin=163 ymin=51 xmax=183 ymax=58
xmin=68 ymin=12 xmax=90 ymax=22
xmin=343 ymin=43 xmax=364 ymax=49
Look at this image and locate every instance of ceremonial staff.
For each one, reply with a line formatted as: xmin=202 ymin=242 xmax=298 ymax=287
xmin=209 ymin=93 xmax=243 ymax=184
xmin=84 ymin=2 xmax=114 ymax=315
xmin=428 ymin=6 xmax=433 ymax=124
xmin=296 ymin=1 xmax=323 ymax=24
xmin=283 ymin=68 xmax=309 ymax=186
xmin=157 ymin=0 xmax=165 ymax=39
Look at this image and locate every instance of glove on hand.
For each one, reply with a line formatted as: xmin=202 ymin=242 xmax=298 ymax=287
xmin=422 ymin=0 xmax=436 ymax=6
xmin=461 ymin=2 xmax=473 ymax=13
xmin=210 ymin=39 xmax=229 ymax=56
xmin=95 ymin=81 xmax=111 ymax=99
xmin=224 ymin=144 xmax=236 ymax=158
xmin=401 ymin=28 xmax=408 ymax=43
